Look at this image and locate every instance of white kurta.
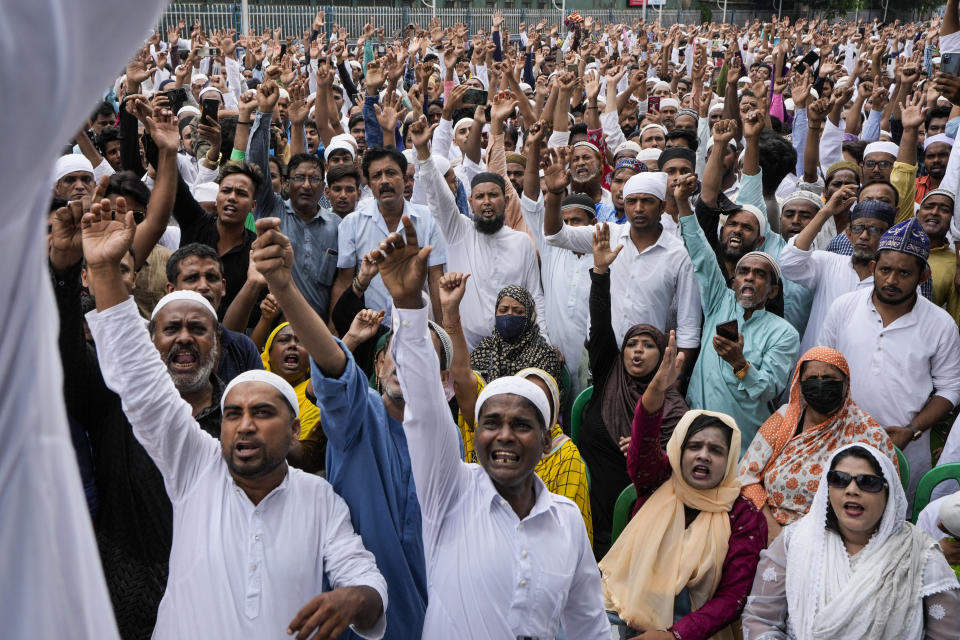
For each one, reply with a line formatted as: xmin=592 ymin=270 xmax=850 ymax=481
xmin=519 ymin=194 xmax=593 ymax=380
xmin=417 ymin=154 xmax=547 ymax=350
xmin=818 ymin=288 xmax=960 ymax=498
xmin=87 ymin=298 xmax=388 ymax=639
xmin=779 ymin=238 xmax=874 ymax=356
xmin=0 ymin=0 xmax=168 ymax=638
xmin=545 ymin=219 xmax=702 ymax=350
xmin=391 ymin=305 xmax=610 ymax=639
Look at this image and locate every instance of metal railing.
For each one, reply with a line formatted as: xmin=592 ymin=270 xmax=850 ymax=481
xmin=156 ymin=3 xmax=912 ymax=39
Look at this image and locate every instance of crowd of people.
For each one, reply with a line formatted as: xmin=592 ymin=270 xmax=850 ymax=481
xmin=23 ymin=0 xmax=960 ymax=637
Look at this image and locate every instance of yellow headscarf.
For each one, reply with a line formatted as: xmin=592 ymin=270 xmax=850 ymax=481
xmin=599 ymin=409 xmax=742 ymax=638
xmin=261 ymin=322 xmax=320 ymax=440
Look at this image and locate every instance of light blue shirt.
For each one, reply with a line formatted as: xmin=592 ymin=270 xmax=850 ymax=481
xmin=680 ymin=214 xmax=800 ymax=454
xmin=337 ymin=198 xmax=447 ymax=326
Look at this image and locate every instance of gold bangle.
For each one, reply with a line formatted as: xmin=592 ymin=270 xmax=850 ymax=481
xmin=206 ymin=151 xmax=222 ymax=165
xmin=734 ymin=362 xmax=750 ymax=379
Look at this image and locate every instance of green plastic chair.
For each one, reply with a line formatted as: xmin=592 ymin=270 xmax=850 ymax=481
xmin=893 ymin=445 xmax=910 ymax=492
xmin=912 ymin=463 xmax=960 ymax=523
xmin=570 ymin=386 xmax=593 ymax=447
xmin=611 ymin=483 xmax=638 ymax=545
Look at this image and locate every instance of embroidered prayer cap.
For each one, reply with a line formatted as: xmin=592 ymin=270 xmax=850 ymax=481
xmin=736 ymin=250 xmax=781 ymax=284
xmin=824 ymin=160 xmax=862 ymax=183
xmin=850 ymin=200 xmax=896 ymax=226
xmin=919 ymin=188 xmax=956 ymax=207
xmin=779 ymin=190 xmax=824 ymax=210
xmin=613 ymin=158 xmax=646 ymax=177
xmin=877 ymin=218 xmax=930 ymax=263
xmin=427 ymin=321 xmax=453 ymax=371
xmin=222 ymin=370 xmax=300 ymax=418
xmin=560 ymin=193 xmax=597 ymax=217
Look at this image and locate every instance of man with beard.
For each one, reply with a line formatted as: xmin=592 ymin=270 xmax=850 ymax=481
xmin=568 ymin=140 xmax=617 ymax=222
xmin=915 ymin=134 xmax=953 ymax=204
xmin=781 ymin=190 xmax=895 ymax=356
xmin=248 ymin=78 xmax=341 ymax=320
xmin=165 ymin=243 xmax=263 ymax=384
xmin=332 ymin=146 xmax=446 ymax=329
xmin=676 ymin=172 xmax=799 ymax=451
xmin=545 ymin=164 xmax=701 ymax=367
xmin=915 ymin=189 xmax=960 ymax=318
xmin=250 ymin=218 xmax=460 ymax=639
xmin=410 ymin=115 xmax=546 ymax=350
xmin=52 ymin=198 xmax=226 ymax=638
xmin=820 ymin=217 xmax=960 ymax=501
xmin=505 ymin=152 xmax=526 ymax=197
xmin=80 ymin=204 xmax=387 ymax=639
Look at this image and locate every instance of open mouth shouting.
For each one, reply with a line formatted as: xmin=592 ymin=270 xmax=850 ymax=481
xmin=490 ymin=449 xmax=521 ymax=466
xmin=691 ymin=464 xmax=711 ymax=480
xmin=168 ymin=344 xmax=200 ymax=372
xmin=234 ymin=439 xmax=263 ymax=460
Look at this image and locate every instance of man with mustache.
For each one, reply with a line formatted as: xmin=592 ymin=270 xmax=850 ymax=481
xmin=409 ymin=115 xmax=547 ymax=350
xmin=819 ymin=217 xmax=960 ymax=503
xmin=80 ymin=198 xmax=387 ymax=639
xmin=51 ymin=198 xmax=226 ymax=638
xmin=914 ymin=189 xmax=960 ymax=318
xmin=915 ymin=134 xmax=953 ymax=204
xmin=330 ymin=146 xmax=447 ymax=329
xmin=676 ymin=171 xmax=799 ymax=452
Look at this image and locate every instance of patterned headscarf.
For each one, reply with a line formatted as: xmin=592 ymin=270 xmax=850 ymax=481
xmin=470 ymin=285 xmax=561 ymax=383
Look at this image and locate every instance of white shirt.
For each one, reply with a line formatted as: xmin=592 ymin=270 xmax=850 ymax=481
xmin=930 ymin=413 xmax=960 ymax=503
xmin=1 ymin=0 xmax=168 ymax=637
xmin=418 ymin=154 xmax=548 ymax=350
xmin=520 ymin=194 xmax=593 ymax=372
xmin=779 ymin=238 xmax=874 ymax=356
xmin=818 ymin=288 xmax=960 ymax=495
xmin=545 ymin=220 xmax=702 ymax=349
xmin=87 ymin=298 xmax=388 ymax=640
xmin=390 ymin=304 xmax=609 ymax=639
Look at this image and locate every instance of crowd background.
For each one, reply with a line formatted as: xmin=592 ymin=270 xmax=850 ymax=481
xmin=12 ymin=0 xmax=960 ymax=638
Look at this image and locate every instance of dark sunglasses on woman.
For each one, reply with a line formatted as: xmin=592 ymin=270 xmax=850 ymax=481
xmin=826 ymin=469 xmax=888 ymax=493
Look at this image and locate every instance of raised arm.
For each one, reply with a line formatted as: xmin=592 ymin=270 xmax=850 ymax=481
xmin=247 ymin=78 xmax=282 ymax=219
xmin=438 ymin=272 xmax=478 ymax=428
xmin=409 ymin=115 xmax=470 ymax=245
xmin=791 ymin=184 xmax=857 ymax=252
xmin=132 ymin=109 xmax=179 ymax=271
xmin=700 ymin=118 xmax=737 ymax=209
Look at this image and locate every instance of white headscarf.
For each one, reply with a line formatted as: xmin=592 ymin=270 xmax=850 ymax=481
xmin=784 ymin=444 xmax=951 ymax=640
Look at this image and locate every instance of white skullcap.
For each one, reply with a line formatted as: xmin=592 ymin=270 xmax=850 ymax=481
xmin=736 ymin=250 xmax=781 ymax=282
xmin=330 ymin=133 xmax=359 ymax=153
xmin=277 ymin=88 xmax=290 ymax=100
xmin=879 ymin=130 xmax=893 ymax=140
xmin=639 ymin=123 xmax=667 ymax=138
xmin=191 ymin=73 xmax=208 ymax=84
xmin=519 ymin=82 xmax=532 ymax=93
xmin=924 ymin=133 xmax=954 ymax=151
xmin=475 ymin=376 xmax=550 ymax=430
xmin=706 ymin=136 xmax=738 ymax=151
xmin=660 ymin=98 xmax=679 ymax=110
xmin=737 ymin=76 xmax=751 ymax=85
xmin=615 ymin=140 xmax=642 ymax=156
xmin=151 ymin=290 xmax=218 ymax=321
xmin=623 ymin=171 xmax=667 ymax=201
xmin=193 ymin=182 xmax=220 ymax=203
xmin=864 ymin=141 xmax=899 ymax=159
xmin=434 ymin=155 xmax=451 ymax=176
xmin=940 ymin=491 xmax=960 ymax=537
xmin=197 ymin=86 xmax=223 ymax=100
xmin=54 ymin=154 xmax=94 ymax=184
xmin=784 ymin=98 xmax=795 ymax=111
xmin=324 ymin=139 xmax=356 ymax=161
xmin=652 ymin=80 xmax=671 ymax=92
xmin=222 ymin=370 xmax=300 ymax=418
xmin=637 ymin=147 xmax=662 ymax=163
xmin=708 ymin=101 xmax=725 ymax=114
xmin=809 ymin=88 xmax=819 ymax=100
xmin=779 ymin=190 xmax=824 ymax=210
xmin=731 ymin=203 xmax=767 ymax=235
xmin=937 ymin=95 xmax=951 ymax=106
xmin=177 ymin=105 xmax=201 ymax=118
xmin=453 ymin=117 xmax=474 ymax=133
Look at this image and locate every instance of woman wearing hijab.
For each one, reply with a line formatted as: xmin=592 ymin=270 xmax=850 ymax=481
xmin=582 ymin=223 xmax=688 ymax=557
xmin=469 ymin=284 xmax=562 ymax=384
xmin=742 ymin=444 xmax=960 ymax=640
xmin=518 ymin=367 xmax=593 ymax=545
xmin=600 ymin=331 xmax=766 ymax=640
xmin=738 ymin=347 xmax=897 ymax=542
xmin=261 ymin=322 xmax=324 ymax=465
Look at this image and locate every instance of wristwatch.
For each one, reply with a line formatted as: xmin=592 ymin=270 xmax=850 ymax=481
xmin=733 ymin=362 xmax=750 ymax=379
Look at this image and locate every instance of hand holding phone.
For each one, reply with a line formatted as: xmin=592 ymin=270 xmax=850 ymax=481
xmin=201 ymin=98 xmax=220 ymax=125
xmin=716 ymin=319 xmax=739 ymax=342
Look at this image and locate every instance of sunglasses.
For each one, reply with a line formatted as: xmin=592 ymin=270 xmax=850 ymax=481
xmin=826 ymin=469 xmax=888 ymax=493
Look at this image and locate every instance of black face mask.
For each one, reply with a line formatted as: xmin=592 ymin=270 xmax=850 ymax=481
xmin=800 ymin=378 xmax=845 ymax=415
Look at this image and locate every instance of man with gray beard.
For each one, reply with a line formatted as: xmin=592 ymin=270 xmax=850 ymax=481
xmin=53 ymin=197 xmax=224 ymax=640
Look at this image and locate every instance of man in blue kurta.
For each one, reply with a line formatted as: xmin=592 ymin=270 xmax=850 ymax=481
xmin=249 ymin=217 xmax=431 ymax=639
xmin=676 ymin=160 xmax=799 ymax=454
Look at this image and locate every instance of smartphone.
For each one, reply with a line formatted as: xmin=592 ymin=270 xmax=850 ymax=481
xmin=483 ymin=105 xmax=492 ymax=121
xmin=462 ymin=88 xmax=488 ymax=106
xmin=162 ymin=87 xmax=189 ymax=114
xmin=201 ymin=98 xmax=220 ymax=125
xmin=794 ymin=50 xmax=820 ymax=75
xmin=647 ymin=95 xmax=660 ymax=112
xmin=197 ymin=46 xmax=220 ymax=58
xmin=566 ymin=63 xmax=578 ymax=73
xmin=942 ymin=52 xmax=960 ymax=76
xmin=716 ymin=319 xmax=739 ymax=342
xmin=377 ymin=44 xmax=387 ymax=56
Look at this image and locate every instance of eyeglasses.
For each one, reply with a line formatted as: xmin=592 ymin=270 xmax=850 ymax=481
xmin=290 ymin=175 xmax=323 ymax=185
xmin=826 ymin=469 xmax=888 ymax=493
xmin=863 ymin=160 xmax=893 ymax=170
xmin=849 ymin=223 xmax=886 ymax=237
